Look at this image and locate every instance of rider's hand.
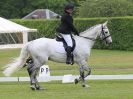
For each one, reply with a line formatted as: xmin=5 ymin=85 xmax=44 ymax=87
xmin=76 ymin=33 xmax=79 ymax=36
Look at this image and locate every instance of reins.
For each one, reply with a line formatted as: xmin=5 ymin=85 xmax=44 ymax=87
xmin=79 ymin=36 xmax=96 ymax=41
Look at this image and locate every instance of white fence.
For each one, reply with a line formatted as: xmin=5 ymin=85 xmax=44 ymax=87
xmin=0 ymin=74 xmax=133 ymax=82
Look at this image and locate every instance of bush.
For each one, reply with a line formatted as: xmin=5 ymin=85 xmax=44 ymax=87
xmin=78 ymin=0 xmax=133 ymax=17
xmin=13 ymin=17 xmax=133 ymax=50
xmin=13 ymin=19 xmax=59 ymax=38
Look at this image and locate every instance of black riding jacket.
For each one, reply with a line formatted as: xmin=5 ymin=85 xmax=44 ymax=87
xmin=56 ymin=11 xmax=79 ymax=35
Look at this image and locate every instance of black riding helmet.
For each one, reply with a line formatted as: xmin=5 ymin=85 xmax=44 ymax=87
xmin=64 ymin=4 xmax=74 ymax=10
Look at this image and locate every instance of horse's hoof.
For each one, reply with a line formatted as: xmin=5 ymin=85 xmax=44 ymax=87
xmin=66 ymin=61 xmax=71 ymax=64
xmin=36 ymin=86 xmax=45 ymax=90
xmin=82 ymin=84 xmax=90 ymax=88
xmin=30 ymin=86 xmax=36 ymax=90
xmin=74 ymin=79 xmax=79 ymax=84
xmin=71 ymin=61 xmax=74 ymax=65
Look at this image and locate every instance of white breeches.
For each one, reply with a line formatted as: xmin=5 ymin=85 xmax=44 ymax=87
xmin=60 ymin=34 xmax=73 ymax=47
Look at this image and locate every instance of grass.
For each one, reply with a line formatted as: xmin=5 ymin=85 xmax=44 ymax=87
xmin=0 ymin=49 xmax=133 ymax=99
xmin=0 ymin=80 xmax=133 ymax=99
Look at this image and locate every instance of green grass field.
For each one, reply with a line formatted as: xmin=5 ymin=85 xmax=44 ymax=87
xmin=0 ymin=49 xmax=133 ymax=99
xmin=0 ymin=80 xmax=133 ymax=99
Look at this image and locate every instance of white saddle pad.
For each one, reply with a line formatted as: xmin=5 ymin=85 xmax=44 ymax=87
xmin=53 ymin=41 xmax=66 ymax=54
xmin=53 ymin=40 xmax=77 ymax=54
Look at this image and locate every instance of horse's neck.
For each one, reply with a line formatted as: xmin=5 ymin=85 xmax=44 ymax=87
xmin=80 ymin=24 xmax=101 ymax=39
xmin=77 ymin=24 xmax=101 ymax=49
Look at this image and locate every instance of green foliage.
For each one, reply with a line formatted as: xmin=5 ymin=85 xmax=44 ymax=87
xmin=0 ymin=0 xmax=80 ymax=18
xmin=79 ymin=0 xmax=133 ymax=17
xmin=13 ymin=19 xmax=60 ymax=38
xmin=108 ymin=17 xmax=133 ymax=50
xmin=13 ymin=17 xmax=133 ymax=51
xmin=29 ymin=0 xmax=67 ymax=15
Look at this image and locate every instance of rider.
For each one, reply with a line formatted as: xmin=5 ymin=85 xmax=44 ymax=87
xmin=56 ymin=4 xmax=79 ymax=64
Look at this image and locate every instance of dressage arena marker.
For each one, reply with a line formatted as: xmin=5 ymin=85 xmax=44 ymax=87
xmin=0 ymin=74 xmax=133 ymax=82
xmin=39 ymin=65 xmax=50 ymax=77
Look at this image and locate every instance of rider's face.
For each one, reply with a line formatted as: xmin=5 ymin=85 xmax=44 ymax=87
xmin=66 ymin=9 xmax=73 ymax=14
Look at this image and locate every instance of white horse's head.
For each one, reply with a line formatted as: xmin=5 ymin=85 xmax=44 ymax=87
xmin=99 ymin=21 xmax=112 ymax=45
xmin=80 ymin=21 xmax=112 ymax=45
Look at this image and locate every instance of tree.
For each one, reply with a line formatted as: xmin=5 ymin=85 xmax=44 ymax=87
xmin=0 ymin=0 xmax=80 ymax=19
xmin=78 ymin=0 xmax=133 ymax=17
xmin=0 ymin=0 xmax=32 ymax=18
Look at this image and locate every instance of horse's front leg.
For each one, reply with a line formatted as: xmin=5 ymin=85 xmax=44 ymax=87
xmin=75 ymin=60 xmax=91 ymax=88
xmin=81 ymin=65 xmax=91 ymax=87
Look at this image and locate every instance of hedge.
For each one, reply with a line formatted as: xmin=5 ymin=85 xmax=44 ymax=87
xmin=12 ymin=17 xmax=133 ymax=51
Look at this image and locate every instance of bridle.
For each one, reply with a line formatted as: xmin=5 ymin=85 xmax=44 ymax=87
xmin=79 ymin=24 xmax=111 ymax=42
xmin=100 ymin=24 xmax=111 ymax=41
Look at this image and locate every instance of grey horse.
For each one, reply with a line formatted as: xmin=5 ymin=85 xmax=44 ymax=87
xmin=3 ymin=21 xmax=112 ymax=90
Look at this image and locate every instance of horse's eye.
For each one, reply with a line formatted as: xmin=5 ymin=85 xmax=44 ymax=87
xmin=105 ymin=31 xmax=108 ymax=34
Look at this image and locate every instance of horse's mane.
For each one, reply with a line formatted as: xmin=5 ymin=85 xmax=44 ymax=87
xmin=80 ymin=24 xmax=100 ymax=34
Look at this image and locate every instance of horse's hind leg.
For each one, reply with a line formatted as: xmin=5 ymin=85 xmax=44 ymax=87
xmin=27 ymin=61 xmax=38 ymax=90
xmin=28 ymin=67 xmax=41 ymax=90
xmin=27 ymin=58 xmax=45 ymax=90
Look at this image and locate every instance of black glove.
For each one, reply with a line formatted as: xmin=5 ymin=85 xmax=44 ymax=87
xmin=76 ymin=33 xmax=79 ymax=36
xmin=74 ymin=31 xmax=79 ymax=36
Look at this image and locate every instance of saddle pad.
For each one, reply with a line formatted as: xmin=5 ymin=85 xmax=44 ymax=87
xmin=53 ymin=40 xmax=77 ymax=54
xmin=54 ymin=41 xmax=66 ymax=54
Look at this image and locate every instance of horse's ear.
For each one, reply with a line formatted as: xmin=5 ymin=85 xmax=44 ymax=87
xmin=103 ymin=21 xmax=108 ymax=26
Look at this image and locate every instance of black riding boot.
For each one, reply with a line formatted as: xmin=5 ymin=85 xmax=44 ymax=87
xmin=66 ymin=46 xmax=72 ymax=64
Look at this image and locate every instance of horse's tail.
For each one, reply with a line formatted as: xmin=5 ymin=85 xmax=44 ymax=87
xmin=3 ymin=43 xmax=29 ymax=77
